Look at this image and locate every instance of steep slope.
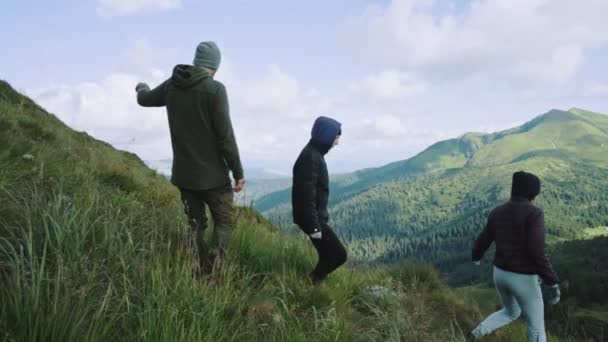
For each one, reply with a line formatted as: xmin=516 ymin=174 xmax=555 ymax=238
xmin=256 ymin=108 xmax=608 ymax=281
xmin=2 ymin=80 xmax=557 ymax=341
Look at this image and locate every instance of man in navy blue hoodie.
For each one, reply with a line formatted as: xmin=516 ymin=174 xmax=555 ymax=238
xmin=292 ymin=116 xmax=347 ymax=284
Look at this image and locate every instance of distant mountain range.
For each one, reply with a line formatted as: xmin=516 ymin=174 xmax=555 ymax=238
xmin=255 ymin=108 xmax=608 ymax=284
xmin=145 ymin=160 xmax=288 ymax=180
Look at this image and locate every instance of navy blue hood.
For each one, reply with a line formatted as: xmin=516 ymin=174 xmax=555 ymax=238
xmin=311 ymin=116 xmax=341 ymax=146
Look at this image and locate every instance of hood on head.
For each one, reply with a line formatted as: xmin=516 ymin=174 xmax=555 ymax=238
xmin=171 ymin=64 xmax=210 ymax=89
xmin=511 ymin=171 xmax=541 ymax=200
xmin=311 ymin=116 xmax=341 ymax=146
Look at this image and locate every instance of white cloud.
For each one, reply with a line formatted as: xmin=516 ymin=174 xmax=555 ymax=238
xmin=217 ymin=64 xmax=336 ymax=170
xmin=234 ymin=65 xmax=330 ymax=120
xmin=123 ymin=37 xmax=179 ymax=70
xmin=352 ymin=70 xmax=427 ymax=99
xmin=512 ymin=45 xmax=584 ymax=83
xmin=367 ymin=116 xmax=456 ymax=147
xmin=340 ymin=0 xmax=608 ymax=83
xmin=29 ymin=68 xmax=173 ymax=160
xmin=361 ymin=114 xmax=410 ymax=138
xmin=584 ymin=82 xmax=608 ymax=97
xmin=97 ymin=0 xmax=181 ymax=16
xmin=333 ymin=114 xmax=459 ymax=169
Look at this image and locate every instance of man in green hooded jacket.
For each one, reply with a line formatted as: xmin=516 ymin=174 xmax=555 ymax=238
xmin=135 ymin=41 xmax=244 ymax=272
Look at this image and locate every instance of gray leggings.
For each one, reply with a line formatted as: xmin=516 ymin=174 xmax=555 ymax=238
xmin=472 ymin=266 xmax=546 ymax=342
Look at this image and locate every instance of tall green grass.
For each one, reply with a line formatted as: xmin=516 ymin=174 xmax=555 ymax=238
xmin=0 ymin=179 xmax=504 ymax=342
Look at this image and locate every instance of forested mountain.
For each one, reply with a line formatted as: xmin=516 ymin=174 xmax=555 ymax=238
xmin=255 ymin=108 xmax=608 ymax=284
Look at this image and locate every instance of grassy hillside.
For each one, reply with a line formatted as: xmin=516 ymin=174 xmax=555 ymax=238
xmin=2 ymin=80 xmax=576 ymax=341
xmin=255 ymin=108 xmax=608 ymax=284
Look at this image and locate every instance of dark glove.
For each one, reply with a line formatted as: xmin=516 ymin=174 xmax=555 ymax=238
xmin=546 ymin=284 xmax=560 ymax=305
xmin=135 ymin=82 xmax=149 ymax=92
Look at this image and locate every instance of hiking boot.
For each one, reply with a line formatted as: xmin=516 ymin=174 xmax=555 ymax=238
xmin=308 ymin=272 xmax=325 ymax=286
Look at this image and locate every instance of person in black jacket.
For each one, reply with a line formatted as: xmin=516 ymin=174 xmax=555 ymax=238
xmin=470 ymin=171 xmax=560 ymax=342
xmin=292 ymin=116 xmax=347 ymax=284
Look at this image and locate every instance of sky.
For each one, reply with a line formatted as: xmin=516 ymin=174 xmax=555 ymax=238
xmin=2 ymin=0 xmax=608 ymax=175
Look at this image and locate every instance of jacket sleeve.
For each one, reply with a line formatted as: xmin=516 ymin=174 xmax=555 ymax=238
xmin=137 ymin=80 xmax=168 ymax=107
xmin=294 ymin=153 xmax=321 ymax=235
xmin=211 ymin=83 xmax=244 ymax=180
xmin=472 ymin=211 xmax=494 ymax=261
xmin=526 ymin=209 xmax=560 ymax=286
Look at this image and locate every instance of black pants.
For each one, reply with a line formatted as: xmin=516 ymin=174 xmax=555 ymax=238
xmin=305 ymin=223 xmax=347 ymax=280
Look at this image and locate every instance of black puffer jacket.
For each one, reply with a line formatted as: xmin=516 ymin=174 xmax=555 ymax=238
xmin=292 ymin=117 xmax=341 ymax=235
xmin=472 ymin=172 xmax=559 ymax=286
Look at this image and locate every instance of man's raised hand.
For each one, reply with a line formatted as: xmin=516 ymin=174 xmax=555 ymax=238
xmin=135 ymin=82 xmax=149 ymax=92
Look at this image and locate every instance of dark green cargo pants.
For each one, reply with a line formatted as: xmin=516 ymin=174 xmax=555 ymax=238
xmin=179 ymin=184 xmax=234 ymax=269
